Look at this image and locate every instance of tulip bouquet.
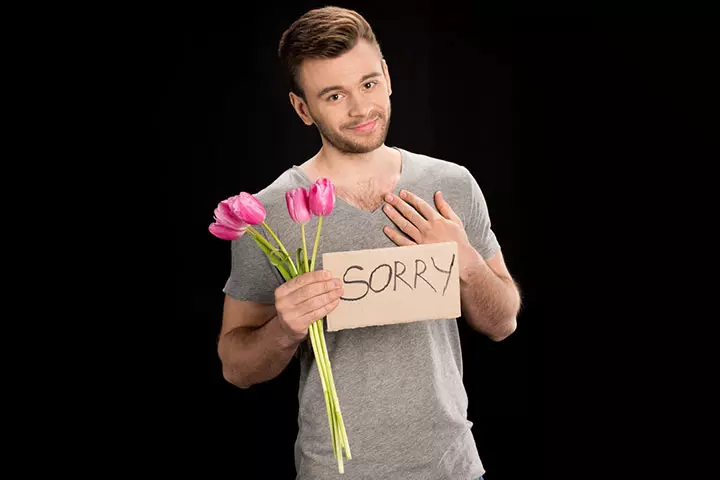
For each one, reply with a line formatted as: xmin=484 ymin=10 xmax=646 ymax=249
xmin=209 ymin=178 xmax=351 ymax=473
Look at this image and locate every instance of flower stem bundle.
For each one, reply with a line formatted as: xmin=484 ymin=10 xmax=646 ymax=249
xmin=209 ymin=178 xmax=351 ymax=473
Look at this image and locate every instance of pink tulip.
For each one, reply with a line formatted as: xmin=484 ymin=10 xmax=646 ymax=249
xmin=231 ymin=192 xmax=266 ymax=225
xmin=214 ymin=199 xmax=246 ymax=230
xmin=209 ymin=222 xmax=246 ymax=240
xmin=209 ymin=197 xmax=248 ymax=240
xmin=286 ymin=187 xmax=312 ymax=224
xmin=309 ymin=178 xmax=336 ymax=216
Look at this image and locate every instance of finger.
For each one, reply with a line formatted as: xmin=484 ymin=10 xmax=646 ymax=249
xmin=383 ymin=225 xmax=417 ymax=246
xmin=434 ymin=191 xmax=462 ymax=224
xmin=296 ymin=298 xmax=341 ymax=327
xmin=293 ymin=288 xmax=344 ymax=322
xmin=384 ymin=192 xmax=427 ymax=231
xmin=399 ymin=190 xmax=440 ymax=221
xmin=383 ymin=203 xmax=423 ymax=242
xmin=283 ymin=276 xmax=342 ymax=310
xmin=275 ymin=269 xmax=332 ymax=300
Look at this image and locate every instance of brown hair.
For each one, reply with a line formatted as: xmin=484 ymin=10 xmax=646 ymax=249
xmin=278 ymin=6 xmax=383 ymax=99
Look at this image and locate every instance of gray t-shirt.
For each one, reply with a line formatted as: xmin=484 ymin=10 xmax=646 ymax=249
xmin=223 ymin=147 xmax=500 ymax=479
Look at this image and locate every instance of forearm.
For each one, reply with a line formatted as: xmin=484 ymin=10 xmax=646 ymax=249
xmin=219 ymin=315 xmax=303 ymax=388
xmin=459 ymin=245 xmax=520 ymax=341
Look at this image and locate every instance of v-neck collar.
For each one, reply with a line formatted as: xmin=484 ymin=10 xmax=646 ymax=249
xmin=290 ymin=147 xmax=409 ymax=216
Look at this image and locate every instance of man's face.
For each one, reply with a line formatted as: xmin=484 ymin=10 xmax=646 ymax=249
xmin=294 ymin=39 xmax=392 ymax=154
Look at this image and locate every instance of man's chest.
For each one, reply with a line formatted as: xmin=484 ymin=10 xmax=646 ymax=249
xmin=335 ymin=179 xmax=396 ymax=213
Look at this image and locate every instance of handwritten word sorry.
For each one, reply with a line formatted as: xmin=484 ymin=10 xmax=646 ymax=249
xmin=340 ymin=254 xmax=456 ymax=302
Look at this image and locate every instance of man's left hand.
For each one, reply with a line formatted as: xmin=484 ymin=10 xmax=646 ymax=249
xmin=382 ymin=190 xmax=470 ymax=248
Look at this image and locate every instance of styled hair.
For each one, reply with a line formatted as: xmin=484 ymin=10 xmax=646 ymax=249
xmin=278 ymin=6 xmax=383 ymax=99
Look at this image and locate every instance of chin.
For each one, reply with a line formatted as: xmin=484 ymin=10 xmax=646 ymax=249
xmin=343 ymin=130 xmax=388 ymax=153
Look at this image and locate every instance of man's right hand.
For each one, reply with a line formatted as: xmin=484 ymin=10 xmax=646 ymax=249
xmin=274 ymin=270 xmax=344 ymax=343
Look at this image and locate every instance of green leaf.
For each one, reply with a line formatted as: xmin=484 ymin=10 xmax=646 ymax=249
xmin=269 ymin=249 xmax=290 ymax=267
xmin=252 ymin=234 xmax=273 ymax=257
xmin=275 ymin=263 xmax=292 ymax=282
xmin=251 ymin=233 xmax=285 ymax=265
xmin=250 ymin=232 xmax=292 ymax=280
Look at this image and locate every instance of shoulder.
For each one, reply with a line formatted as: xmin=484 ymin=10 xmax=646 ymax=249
xmin=248 ymin=168 xmax=304 ymax=217
xmin=397 ymin=147 xmax=491 ymax=223
xmin=399 ymin=147 xmax=475 ymax=185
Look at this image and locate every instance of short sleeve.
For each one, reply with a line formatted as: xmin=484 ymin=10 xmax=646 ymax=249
xmin=222 ymin=230 xmax=284 ymax=304
xmin=460 ymin=167 xmax=501 ymax=260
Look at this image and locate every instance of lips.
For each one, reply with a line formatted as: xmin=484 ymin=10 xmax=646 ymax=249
xmin=350 ymin=118 xmax=379 ymax=132
xmin=354 ymin=119 xmax=375 ymax=128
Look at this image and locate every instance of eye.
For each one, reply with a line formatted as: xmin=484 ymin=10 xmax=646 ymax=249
xmin=364 ymin=80 xmax=378 ymax=90
xmin=328 ymin=93 xmax=343 ymax=102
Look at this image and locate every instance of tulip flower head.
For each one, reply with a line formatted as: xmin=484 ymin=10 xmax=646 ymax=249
xmin=208 ymin=197 xmax=248 ymax=240
xmin=232 ymin=192 xmax=266 ymax=225
xmin=286 ymin=187 xmax=312 ymax=224
xmin=309 ymin=178 xmax=336 ymax=217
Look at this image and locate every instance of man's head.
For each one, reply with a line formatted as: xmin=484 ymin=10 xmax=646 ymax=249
xmin=278 ymin=6 xmax=392 ymax=154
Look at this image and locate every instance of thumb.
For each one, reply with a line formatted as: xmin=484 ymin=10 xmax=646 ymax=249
xmin=435 ymin=191 xmax=462 ymax=224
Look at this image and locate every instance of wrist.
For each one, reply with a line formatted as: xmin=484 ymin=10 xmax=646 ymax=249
xmin=270 ymin=314 xmax=307 ymax=350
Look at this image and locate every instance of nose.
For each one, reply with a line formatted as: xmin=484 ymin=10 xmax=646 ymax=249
xmin=347 ymin=92 xmax=373 ymax=120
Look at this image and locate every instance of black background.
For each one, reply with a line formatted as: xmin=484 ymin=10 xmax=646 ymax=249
xmin=139 ymin=4 xmax=717 ymax=478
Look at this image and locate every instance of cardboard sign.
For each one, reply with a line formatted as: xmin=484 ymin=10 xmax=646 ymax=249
xmin=322 ymin=241 xmax=461 ymax=331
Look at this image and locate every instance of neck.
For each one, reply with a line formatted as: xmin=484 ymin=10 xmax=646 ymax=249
xmin=310 ymin=145 xmax=398 ymax=185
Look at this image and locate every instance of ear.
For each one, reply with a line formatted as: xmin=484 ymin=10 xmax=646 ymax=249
xmin=289 ymin=92 xmax=315 ymax=126
xmin=382 ymin=58 xmax=392 ymax=97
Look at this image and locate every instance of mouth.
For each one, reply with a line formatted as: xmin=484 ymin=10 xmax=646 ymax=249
xmin=350 ymin=118 xmax=379 ymax=133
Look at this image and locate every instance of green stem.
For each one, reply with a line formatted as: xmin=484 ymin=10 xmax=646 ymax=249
xmin=302 ymin=222 xmax=341 ymax=461
xmin=260 ymin=222 xmax=298 ymax=276
xmin=310 ymin=216 xmax=323 ymax=272
xmin=319 ymin=317 xmax=350 ymax=459
xmin=247 ymin=229 xmax=292 ymax=281
xmin=301 ymin=223 xmax=310 ymax=274
xmin=309 ymin=321 xmax=336 ymax=459
xmin=303 ymin=217 xmax=346 ymax=468
xmin=246 ymin=226 xmax=274 ymax=251
xmin=307 ymin=216 xmax=348 ymax=460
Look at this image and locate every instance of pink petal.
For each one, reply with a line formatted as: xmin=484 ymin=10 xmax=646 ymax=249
xmin=309 ymin=178 xmax=336 ymax=216
xmin=286 ymin=188 xmax=312 ymax=223
xmin=209 ymin=222 xmax=245 ymax=240
xmin=214 ymin=200 xmax=247 ymax=230
xmin=232 ymin=192 xmax=266 ymax=225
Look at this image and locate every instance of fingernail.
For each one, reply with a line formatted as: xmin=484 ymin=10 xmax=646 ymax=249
xmin=334 ymin=279 xmax=342 ymax=287
xmin=400 ymin=190 xmax=407 ymax=198
xmin=385 ymin=193 xmax=394 ymax=202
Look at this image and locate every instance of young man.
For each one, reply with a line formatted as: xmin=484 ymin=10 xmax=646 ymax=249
xmin=217 ymin=6 xmax=520 ymax=479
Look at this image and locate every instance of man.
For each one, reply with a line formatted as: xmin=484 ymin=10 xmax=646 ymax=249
xmin=217 ymin=6 xmax=521 ymax=479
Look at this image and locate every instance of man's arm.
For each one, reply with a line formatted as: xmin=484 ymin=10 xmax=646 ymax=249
xmin=219 ymin=270 xmax=343 ymax=388
xmin=458 ymin=245 xmax=521 ymax=341
xmin=218 ymin=296 xmax=302 ymax=389
xmin=380 ymin=189 xmax=520 ymax=341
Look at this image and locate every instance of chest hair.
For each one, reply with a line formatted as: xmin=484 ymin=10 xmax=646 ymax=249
xmin=335 ymin=177 xmax=393 ymax=213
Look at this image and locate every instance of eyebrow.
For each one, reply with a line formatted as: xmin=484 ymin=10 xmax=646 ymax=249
xmin=317 ymin=72 xmax=382 ymax=99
